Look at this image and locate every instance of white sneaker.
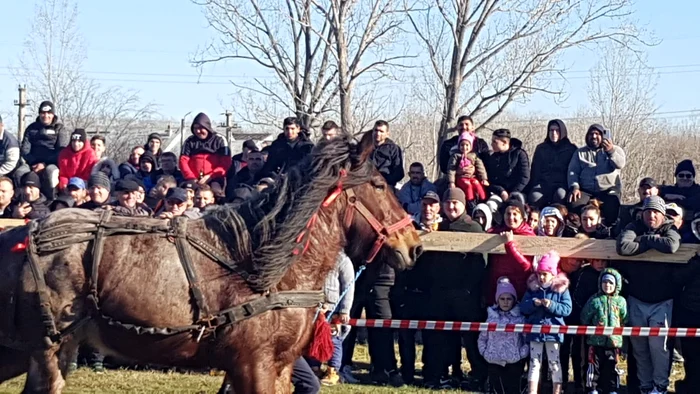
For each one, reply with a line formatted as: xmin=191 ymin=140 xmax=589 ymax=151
xmin=339 ymin=365 xmax=359 ymax=384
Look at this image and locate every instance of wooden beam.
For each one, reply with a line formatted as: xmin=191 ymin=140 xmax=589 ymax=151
xmin=420 ymin=232 xmax=697 ymax=264
xmin=0 ymin=219 xmax=26 ymax=229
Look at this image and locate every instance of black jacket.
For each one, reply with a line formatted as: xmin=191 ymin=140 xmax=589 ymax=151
xmin=226 ymin=166 xmax=262 ymax=198
xmin=567 ymin=265 xmax=600 ymax=325
xmin=118 ymin=161 xmax=139 ymax=178
xmin=674 ymin=256 xmax=700 ymax=313
xmin=613 ymin=201 xmax=642 ymax=238
xmin=261 ymin=133 xmax=314 ymax=177
xmin=21 ymin=116 xmax=69 ymax=166
xmin=485 ymin=138 xmax=530 ymax=195
xmin=370 ymin=138 xmax=404 ymax=187
xmin=529 ymin=119 xmax=577 ymax=190
xmin=616 ymin=219 xmax=682 ymax=303
xmin=15 ymin=194 xmax=50 ymax=220
xmin=439 ymin=134 xmax=489 ymax=175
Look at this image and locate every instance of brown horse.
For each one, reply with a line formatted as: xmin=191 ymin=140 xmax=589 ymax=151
xmin=0 ymin=135 xmax=422 ymax=394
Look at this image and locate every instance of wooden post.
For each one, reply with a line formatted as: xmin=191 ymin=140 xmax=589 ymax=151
xmin=14 ymin=86 xmax=28 ymax=141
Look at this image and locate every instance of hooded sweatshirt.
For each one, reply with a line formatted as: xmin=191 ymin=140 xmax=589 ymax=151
xmin=57 ymin=145 xmax=98 ymax=189
xmin=567 ymin=124 xmax=626 ymax=195
xmin=370 ymin=138 xmax=405 ymax=187
xmin=580 ymin=268 xmax=628 ymax=348
xmin=397 ymin=178 xmax=437 ymax=215
xmin=520 ymin=273 xmax=572 ymax=343
xmin=179 ymin=113 xmax=232 ymax=181
xmin=486 ymin=138 xmax=530 ymax=195
xmin=260 ymin=131 xmax=314 ymax=177
xmin=144 ymin=132 xmax=163 ymax=167
xmin=537 ymin=206 xmax=565 ymax=237
xmin=21 ymin=116 xmax=70 ymax=166
xmin=473 ymin=203 xmax=493 ymax=232
xmin=529 ymin=119 xmax=577 ymax=190
xmin=486 ymin=221 xmax=536 ymax=301
xmin=91 ymin=157 xmax=121 ymax=182
xmin=478 ymin=305 xmax=529 ymax=366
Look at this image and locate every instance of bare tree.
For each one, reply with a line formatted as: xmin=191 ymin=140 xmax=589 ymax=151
xmin=12 ymin=0 xmax=157 ymax=158
xmin=587 ymin=43 xmax=659 ymax=200
xmin=406 ymin=0 xmax=645 ymax=177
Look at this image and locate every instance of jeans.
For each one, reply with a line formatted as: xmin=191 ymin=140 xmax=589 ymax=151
xmin=528 ymin=184 xmax=567 ymax=209
xmin=292 ymin=357 xmax=321 ymax=394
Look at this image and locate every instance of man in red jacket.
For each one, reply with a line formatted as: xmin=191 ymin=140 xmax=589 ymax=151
xmin=58 ymin=129 xmax=97 ymax=191
xmin=179 ymin=113 xmax=231 ymax=196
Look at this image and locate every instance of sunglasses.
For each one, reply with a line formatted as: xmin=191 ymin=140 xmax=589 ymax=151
xmin=677 ymin=173 xmax=694 ymax=179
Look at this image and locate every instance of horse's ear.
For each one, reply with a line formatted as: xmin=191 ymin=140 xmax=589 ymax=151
xmin=357 ymin=130 xmax=376 ymax=163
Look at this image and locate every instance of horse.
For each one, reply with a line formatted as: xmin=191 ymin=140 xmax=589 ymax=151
xmin=0 ymin=135 xmax=422 ymax=394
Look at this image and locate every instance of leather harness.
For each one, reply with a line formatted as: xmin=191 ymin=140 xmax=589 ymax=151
xmin=7 ymin=181 xmax=414 ymax=351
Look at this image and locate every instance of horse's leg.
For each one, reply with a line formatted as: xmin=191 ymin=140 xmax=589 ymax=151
xmin=274 ymin=362 xmax=294 ymax=394
xmin=57 ymin=338 xmax=79 ymax=379
xmin=226 ymin=362 xmax=277 ymax=394
xmin=22 ymin=348 xmax=65 ymax=394
xmin=0 ymin=346 xmax=29 ymax=383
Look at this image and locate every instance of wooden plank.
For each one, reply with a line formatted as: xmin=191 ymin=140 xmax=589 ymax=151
xmin=0 ymin=219 xmax=27 ymax=229
xmin=420 ymin=232 xmax=698 ymax=264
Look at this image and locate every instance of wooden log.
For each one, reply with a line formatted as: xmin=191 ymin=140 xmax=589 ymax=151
xmin=0 ymin=219 xmax=27 ymax=230
xmin=420 ymin=231 xmax=697 ymax=264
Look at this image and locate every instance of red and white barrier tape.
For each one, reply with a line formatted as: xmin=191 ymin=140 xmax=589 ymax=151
xmin=348 ymin=319 xmax=700 ymax=337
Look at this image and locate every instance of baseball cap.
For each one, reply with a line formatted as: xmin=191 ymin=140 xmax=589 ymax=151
xmin=21 ymin=172 xmax=41 ymax=188
xmin=114 ymin=180 xmax=139 ymax=193
xmin=666 ymin=203 xmax=683 ymax=217
xmin=165 ymin=187 xmax=188 ymax=204
xmin=179 ymin=180 xmax=198 ymax=191
xmin=67 ymin=177 xmax=86 ymax=190
xmin=422 ymin=191 xmax=440 ymax=204
xmin=639 ymin=177 xmax=657 ymax=189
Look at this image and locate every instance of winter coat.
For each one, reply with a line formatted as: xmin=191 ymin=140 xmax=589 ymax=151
xmin=674 ymin=255 xmax=700 ymax=313
xmin=616 ymin=219 xmax=681 ymax=303
xmin=180 ymin=113 xmax=231 ymax=181
xmin=440 ymin=134 xmax=490 ymax=175
xmin=323 ymin=252 xmax=355 ymax=315
xmin=397 ymin=179 xmax=437 ymax=215
xmin=21 ymin=116 xmax=70 ymax=166
xmin=485 ymin=138 xmax=530 ymax=195
xmin=580 ymin=268 xmax=628 ymax=348
xmin=14 ymin=194 xmax=50 ymax=220
xmin=370 ymin=138 xmax=404 ymax=187
xmin=478 ymin=305 xmax=529 ymax=366
xmin=57 ymin=146 xmax=98 ymax=189
xmin=567 ymin=143 xmax=626 ymax=195
xmin=520 ymin=273 xmax=572 ymax=343
xmin=447 ymin=149 xmax=487 ymax=184
xmin=660 ymin=184 xmax=700 ymax=211
xmin=118 ymin=161 xmax=139 ymax=178
xmin=91 ymin=157 xmax=121 ymax=182
xmin=485 ymin=222 xmax=536 ymax=302
xmin=568 ymin=265 xmax=601 ymax=325
xmin=261 ymin=132 xmax=314 ymax=177
xmin=0 ymin=129 xmax=20 ymax=176
xmin=529 ymin=120 xmax=577 ymax=191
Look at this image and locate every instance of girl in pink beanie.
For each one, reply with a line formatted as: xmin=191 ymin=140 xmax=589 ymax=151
xmin=478 ymin=277 xmax=529 ymax=394
xmin=520 ymin=250 xmax=572 ymax=394
xmin=447 ymin=131 xmax=489 ymax=204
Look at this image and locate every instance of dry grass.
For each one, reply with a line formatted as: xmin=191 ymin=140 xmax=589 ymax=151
xmin=0 ymin=344 xmax=685 ymax=393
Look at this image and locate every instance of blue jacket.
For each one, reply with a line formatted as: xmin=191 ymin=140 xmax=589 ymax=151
xmin=520 ymin=273 xmax=572 ymax=343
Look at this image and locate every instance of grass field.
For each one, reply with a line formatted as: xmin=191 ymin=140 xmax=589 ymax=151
xmin=0 ymin=344 xmax=685 ymax=393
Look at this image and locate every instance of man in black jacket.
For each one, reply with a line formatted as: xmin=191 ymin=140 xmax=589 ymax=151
xmin=13 ymin=172 xmax=50 ymax=220
xmin=261 ymin=117 xmax=314 ymax=177
xmin=528 ymin=119 xmax=577 ymax=208
xmin=370 ymin=120 xmax=404 ymax=188
xmin=616 ymin=196 xmax=681 ymax=394
xmin=485 ymin=129 xmax=530 ymax=201
xmin=439 ymin=115 xmax=490 ymax=176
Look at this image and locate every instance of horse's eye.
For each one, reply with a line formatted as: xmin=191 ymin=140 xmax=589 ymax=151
xmin=374 ymin=183 xmax=385 ymax=191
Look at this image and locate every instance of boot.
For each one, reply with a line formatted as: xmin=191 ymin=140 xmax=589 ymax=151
xmin=321 ymin=367 xmax=340 ymax=386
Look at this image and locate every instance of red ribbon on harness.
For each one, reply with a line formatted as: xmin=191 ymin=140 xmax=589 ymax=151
xmin=11 ymin=236 xmax=28 ymax=253
xmin=322 ymin=169 xmax=347 ymax=208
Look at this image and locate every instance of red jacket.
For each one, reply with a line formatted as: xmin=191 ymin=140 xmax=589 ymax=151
xmin=58 ymin=146 xmax=98 ymax=189
xmin=179 ymin=134 xmax=231 ymax=180
xmin=485 ymin=222 xmax=536 ymax=302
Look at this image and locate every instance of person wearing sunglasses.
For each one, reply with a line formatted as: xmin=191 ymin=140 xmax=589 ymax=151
xmin=661 ymin=160 xmax=700 ymax=209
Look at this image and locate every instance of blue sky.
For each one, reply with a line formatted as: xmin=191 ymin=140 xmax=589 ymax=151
xmin=1 ymin=0 xmax=699 ymax=129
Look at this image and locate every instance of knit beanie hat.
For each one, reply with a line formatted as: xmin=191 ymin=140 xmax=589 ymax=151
xmin=71 ymin=128 xmax=87 ymax=143
xmin=537 ymin=250 xmax=560 ymax=275
xmin=38 ymin=100 xmax=55 ymax=114
xmin=458 ymin=131 xmax=475 ymax=146
xmin=675 ymin=159 xmax=696 ymax=177
xmin=643 ymin=195 xmax=666 ymax=215
xmin=500 ymin=197 xmax=526 ymax=219
xmin=147 ymin=132 xmax=162 ymax=143
xmin=89 ymin=172 xmax=111 ymax=191
xmin=495 ymin=276 xmax=517 ymax=303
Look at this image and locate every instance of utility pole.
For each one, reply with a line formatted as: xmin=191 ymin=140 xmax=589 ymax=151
xmin=220 ymin=111 xmax=240 ymax=151
xmin=14 ymin=85 xmax=28 ymax=141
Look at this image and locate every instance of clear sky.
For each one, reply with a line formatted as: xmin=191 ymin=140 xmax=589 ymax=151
xmin=1 ymin=0 xmax=699 ymax=130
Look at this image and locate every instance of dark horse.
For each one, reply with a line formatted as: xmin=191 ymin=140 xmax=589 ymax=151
xmin=0 ymin=136 xmax=422 ymax=393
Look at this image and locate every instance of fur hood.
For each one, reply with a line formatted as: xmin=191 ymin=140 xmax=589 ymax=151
xmin=487 ymin=305 xmax=522 ymax=320
xmin=527 ymin=272 xmax=569 ymax=293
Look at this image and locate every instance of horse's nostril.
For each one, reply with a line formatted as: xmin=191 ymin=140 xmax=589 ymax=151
xmin=411 ymin=245 xmax=424 ymax=260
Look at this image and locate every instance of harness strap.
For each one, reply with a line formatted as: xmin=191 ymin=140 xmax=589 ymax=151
xmin=171 ymin=216 xmax=211 ymax=321
xmin=25 ymin=220 xmax=60 ymax=347
xmin=99 ymin=290 xmax=324 ymax=337
xmin=185 ymin=234 xmax=252 ymax=282
xmin=87 ymin=210 xmax=113 ymax=311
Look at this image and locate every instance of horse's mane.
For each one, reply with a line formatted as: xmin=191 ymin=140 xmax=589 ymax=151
xmin=203 ymin=136 xmax=374 ymax=292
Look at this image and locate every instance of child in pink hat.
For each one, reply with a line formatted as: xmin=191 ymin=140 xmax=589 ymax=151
xmin=447 ymin=131 xmax=489 ymax=204
xmin=520 ymin=250 xmax=572 ymax=394
xmin=478 ymin=277 xmax=529 ymax=394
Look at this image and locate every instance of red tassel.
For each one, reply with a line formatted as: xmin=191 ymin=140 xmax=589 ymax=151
xmin=11 ymin=237 xmax=28 ymax=253
xmin=306 ymin=313 xmax=334 ymax=362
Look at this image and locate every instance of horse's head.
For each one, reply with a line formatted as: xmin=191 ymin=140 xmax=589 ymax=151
xmin=339 ymin=167 xmax=422 ymax=271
